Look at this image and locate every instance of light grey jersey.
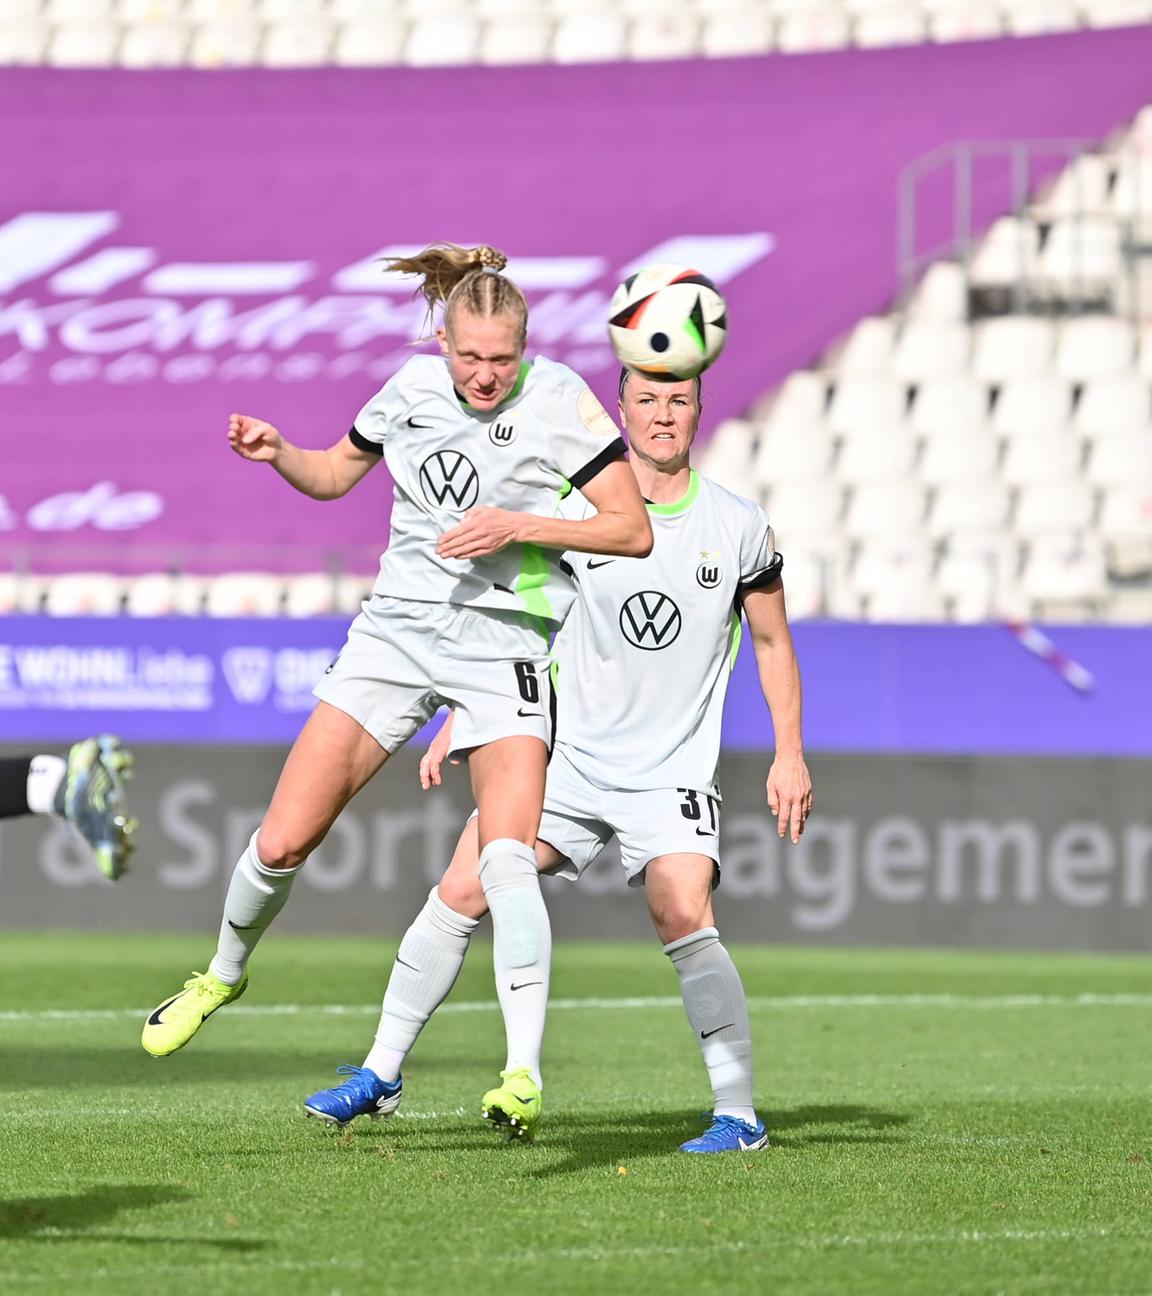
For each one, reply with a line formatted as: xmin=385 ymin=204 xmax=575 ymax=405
xmin=351 ymin=353 xmax=624 ymax=628
xmin=552 ymin=470 xmax=780 ymax=796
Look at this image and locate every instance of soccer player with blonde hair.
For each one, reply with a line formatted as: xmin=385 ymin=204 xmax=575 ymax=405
xmin=142 ymin=244 xmax=652 ymax=1063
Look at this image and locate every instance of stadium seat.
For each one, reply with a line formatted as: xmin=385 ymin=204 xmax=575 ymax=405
xmin=918 ymin=428 xmax=998 ymax=486
xmin=205 ymin=573 xmax=285 ymax=617
xmin=3 ymin=0 xmax=45 ymax=14
xmin=851 ymin=540 xmax=935 ymax=601
xmin=117 ymin=0 xmax=185 ymax=14
xmin=1087 ymin=432 xmax=1152 ymax=487
xmin=758 ymin=372 xmax=828 ymax=430
xmin=479 ymin=13 xmax=552 ymax=61
xmin=1103 ymin=587 xmax=1152 ymax=624
xmin=43 ymin=573 xmax=124 ymax=616
xmin=700 ymin=421 xmax=757 ymax=494
xmin=1034 ymin=216 xmax=1124 ymax=304
xmin=552 ymin=12 xmax=627 ymax=61
xmin=827 ymin=317 xmax=896 ymax=378
xmin=1109 ymin=156 xmax=1152 ymax=229
xmin=826 ymin=377 xmax=908 ymax=437
xmin=751 ymin=426 xmax=833 ymax=489
xmin=333 ymin=18 xmax=406 ymax=63
xmin=936 ymin=548 xmax=1003 ymax=623
xmin=971 ymin=317 xmax=1055 ymax=383
xmin=775 ymin=551 xmax=825 ymax=620
xmin=776 ymin=7 xmax=850 ymax=51
xmin=187 ymin=0 xmax=255 ymax=16
xmin=404 ymin=13 xmax=479 ymax=62
xmin=124 ymin=573 xmax=209 ymax=616
xmin=1014 ymin=479 xmax=1095 ymax=541
xmin=474 ymin=0 xmax=544 ymax=11
xmin=119 ymin=20 xmax=190 ymax=64
xmin=1082 ymin=0 xmax=1152 ymax=24
xmin=835 ymin=426 xmax=918 ymax=486
xmin=1140 ymin=327 xmax=1152 ymax=379
xmin=1030 ymin=152 xmax=1113 ymax=222
xmin=628 ymin=12 xmax=700 ymax=58
xmin=259 ymin=0 xmax=329 ymax=15
xmin=46 ymin=0 xmax=114 ymax=15
xmin=927 ymin=2 xmax=1003 ymax=42
xmin=991 ymin=377 xmax=1073 ymax=438
xmin=890 ymin=320 xmax=970 ymax=382
xmin=1098 ymin=482 xmax=1152 ymax=575
xmin=0 ymin=21 xmax=50 ymax=60
xmin=764 ymin=481 xmax=844 ymax=553
xmin=262 ymin=18 xmax=335 ymax=63
xmin=864 ymin=581 xmax=947 ymax=623
xmin=48 ymin=20 xmax=119 ymax=63
xmin=854 ymin=5 xmax=926 ymax=47
xmin=1002 ymin=0 xmax=1079 ymax=35
xmin=699 ymin=8 xmax=774 ymax=55
xmin=331 ymin=0 xmax=402 ymax=14
xmin=967 ymin=216 xmax=1041 ymax=292
xmin=843 ymin=480 xmax=925 ymax=542
xmin=1075 ymin=374 xmax=1152 ymax=438
xmin=929 ymin=481 xmax=1011 ymax=541
xmin=190 ymin=19 xmax=262 ymax=63
xmin=0 ymin=574 xmax=50 ymax=616
xmin=909 ymin=376 xmax=991 ymax=440
xmin=284 ymin=573 xmax=340 ymax=617
xmin=337 ymin=574 xmax=375 ymax=614
xmin=1020 ymin=541 xmax=1109 ymax=621
xmin=906 ymin=262 xmax=968 ymax=322
xmin=999 ymin=430 xmax=1083 ymax=486
xmin=1053 ymin=316 xmax=1135 ymax=383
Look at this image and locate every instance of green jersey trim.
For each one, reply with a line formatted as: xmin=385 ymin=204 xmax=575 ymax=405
xmin=645 ymin=469 xmax=701 ymax=516
xmin=515 ymin=543 xmax=554 ymax=623
xmin=728 ymin=609 xmax=743 ymax=671
xmin=456 ymin=360 xmax=532 ymax=413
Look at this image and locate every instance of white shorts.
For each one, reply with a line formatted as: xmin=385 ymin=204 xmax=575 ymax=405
xmin=538 ymin=745 xmax=721 ymax=889
xmin=314 ymin=596 xmax=553 ymax=756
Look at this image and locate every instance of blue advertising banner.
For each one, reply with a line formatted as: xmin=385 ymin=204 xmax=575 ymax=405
xmin=1 ymin=616 xmax=1148 ymax=755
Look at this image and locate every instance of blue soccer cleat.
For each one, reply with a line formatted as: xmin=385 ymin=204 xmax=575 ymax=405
xmin=56 ymin=734 xmax=137 ymax=881
xmin=303 ymin=1066 xmax=403 ymax=1128
xmin=679 ymin=1114 xmax=770 ymax=1153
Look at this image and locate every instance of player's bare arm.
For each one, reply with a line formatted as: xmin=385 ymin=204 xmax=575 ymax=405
xmin=435 ymin=459 xmax=652 ymax=560
xmin=741 ymin=581 xmax=812 ymax=843
xmin=228 ymin=415 xmax=380 ymax=500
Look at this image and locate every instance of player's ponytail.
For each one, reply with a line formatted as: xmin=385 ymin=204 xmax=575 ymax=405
xmin=381 ymin=242 xmax=528 ymax=342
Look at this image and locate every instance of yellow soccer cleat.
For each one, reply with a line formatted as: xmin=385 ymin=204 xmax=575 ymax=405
xmin=141 ymin=970 xmax=247 ymax=1057
xmin=481 ymin=1067 xmax=541 ymax=1143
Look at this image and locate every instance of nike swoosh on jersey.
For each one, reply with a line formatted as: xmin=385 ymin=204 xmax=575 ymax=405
xmin=406 ymin=416 xmax=434 ymax=429
xmin=695 ymin=827 xmax=714 ymax=837
xmin=517 ymin=708 xmax=542 ymax=718
xmin=587 ymin=559 xmax=615 ymax=569
xmin=700 ymin=1023 xmax=734 ymax=1039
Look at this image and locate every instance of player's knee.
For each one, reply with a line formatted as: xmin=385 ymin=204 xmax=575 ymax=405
xmin=255 ymin=825 xmax=311 ymax=871
xmin=650 ymin=895 xmax=712 ymax=944
xmin=437 ymin=871 xmax=487 ymax=918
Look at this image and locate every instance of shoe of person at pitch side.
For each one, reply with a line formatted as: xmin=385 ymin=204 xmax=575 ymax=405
xmin=679 ymin=1114 xmax=770 ymax=1153
xmin=141 ymin=970 xmax=248 ymax=1057
xmin=481 ymin=1067 xmax=541 ymax=1143
xmin=303 ymin=1066 xmax=404 ymax=1128
xmin=55 ymin=734 xmax=138 ymax=881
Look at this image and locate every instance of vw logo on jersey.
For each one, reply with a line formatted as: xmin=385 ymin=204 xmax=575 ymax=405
xmin=489 ymin=421 xmax=516 ymax=447
xmin=419 ymin=450 xmax=479 ymax=510
xmin=619 ymin=590 xmax=682 ymax=651
xmin=696 ymin=561 xmax=722 ymax=589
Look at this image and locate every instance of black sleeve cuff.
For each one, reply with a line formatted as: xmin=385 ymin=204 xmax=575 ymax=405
xmin=738 ymin=553 xmax=784 ymax=593
xmin=568 ymin=437 xmax=627 ymax=490
xmin=349 ymin=425 xmax=384 ymax=456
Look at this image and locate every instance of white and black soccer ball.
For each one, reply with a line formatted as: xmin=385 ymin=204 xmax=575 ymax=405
xmin=608 ymin=263 xmax=728 ymax=381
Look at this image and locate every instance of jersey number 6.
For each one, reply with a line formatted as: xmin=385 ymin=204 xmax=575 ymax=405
xmin=513 ymin=661 xmax=540 ymax=705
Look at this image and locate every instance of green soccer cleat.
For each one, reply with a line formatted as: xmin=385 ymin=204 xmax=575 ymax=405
xmin=481 ymin=1067 xmax=541 ymax=1143
xmin=55 ymin=734 xmax=138 ymax=882
xmin=141 ymin=970 xmax=248 ymax=1058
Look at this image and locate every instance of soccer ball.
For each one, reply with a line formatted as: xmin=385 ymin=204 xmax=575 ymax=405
xmin=608 ymin=263 xmax=728 ymax=381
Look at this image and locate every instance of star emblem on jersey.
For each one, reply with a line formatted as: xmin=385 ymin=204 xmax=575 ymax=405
xmin=419 ymin=450 xmax=479 ymax=510
xmin=619 ymin=590 xmax=682 ymax=650
xmin=696 ymin=561 xmax=722 ymax=589
xmin=488 ymin=421 xmax=516 ymax=446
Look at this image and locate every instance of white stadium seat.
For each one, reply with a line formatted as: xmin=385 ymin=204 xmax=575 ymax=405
xmin=967 ymin=216 xmax=1041 ymax=292
xmin=284 ymin=573 xmax=340 ymax=618
xmin=928 ymin=2 xmax=1003 ymax=41
xmin=0 ymin=21 xmax=51 ymax=60
xmin=48 ymin=21 xmax=119 ymax=63
xmin=1087 ymin=432 xmax=1152 ymax=487
xmin=909 ymin=377 xmax=991 ymax=440
xmin=44 ymin=573 xmax=124 ymax=616
xmin=119 ymin=20 xmax=190 ymax=64
xmin=404 ymin=14 xmax=480 ymax=63
xmin=936 ymin=549 xmax=1002 ymax=623
xmin=1014 ymin=479 xmax=1095 ymax=541
xmin=627 ymin=12 xmax=700 ymax=58
xmin=1034 ymin=216 xmax=1123 ymax=303
xmin=854 ymin=4 xmax=926 ymax=47
xmin=971 ymin=317 xmax=1055 ymax=383
xmin=1053 ymin=316 xmax=1135 ymax=383
xmin=827 ymin=317 xmax=896 ymax=378
xmin=1098 ymin=482 xmax=1152 ymax=575
xmin=776 ymin=551 xmax=825 ymax=620
xmin=836 ymin=427 xmax=918 ymax=486
xmin=117 ymin=0 xmax=187 ymax=13
xmin=47 ymin=0 xmax=114 ymax=14
xmin=259 ymin=0 xmax=329 ymax=15
xmin=775 ymin=6 xmax=850 ymax=51
xmin=479 ymin=14 xmax=552 ymax=61
xmin=851 ymin=541 xmax=935 ymax=600
xmin=699 ymin=9 xmax=774 ymax=55
xmin=1031 ymin=153 xmax=1113 ymax=222
xmin=864 ymin=581 xmax=947 ymax=623
xmin=1075 ymin=375 xmax=1152 ymax=438
xmin=337 ymin=574 xmax=375 ymax=615
xmin=1020 ymin=542 xmax=1109 ymax=620
xmin=826 ymin=377 xmax=907 ymax=436
xmin=843 ymin=480 xmax=925 ymax=542
xmin=205 ymin=572 xmax=285 ymax=617
xmin=890 ymin=320 xmax=970 ymax=382
xmin=1104 ymin=587 xmax=1152 ymax=623
xmin=0 ymin=574 xmax=49 ymax=616
xmin=999 ymin=430 xmax=1082 ymax=487
xmin=262 ymin=18 xmax=335 ymax=63
xmin=1082 ymin=0 xmax=1152 ymax=24
xmin=189 ymin=19 xmax=262 ymax=63
xmin=764 ymin=481 xmax=844 ymax=553
xmin=751 ymin=426 xmax=834 ymax=489
xmin=552 ymin=12 xmax=627 ymax=61
xmin=929 ymin=481 xmax=1011 ymax=541
xmin=331 ymin=0 xmax=402 ymax=15
xmin=186 ymin=0 xmax=255 ymax=16
xmin=991 ymin=377 xmax=1072 ymax=438
xmin=906 ymin=262 xmax=968 ymax=323
xmin=1003 ymin=0 xmax=1079 ymax=35
xmin=334 ymin=19 xmax=406 ymax=63
xmin=124 ymin=573 xmax=209 ymax=617
xmin=3 ymin=0 xmax=45 ymax=14
xmin=1140 ymin=326 xmax=1152 ymax=380
xmin=918 ymin=429 xmax=998 ymax=487
xmin=757 ymin=372 xmax=828 ymax=430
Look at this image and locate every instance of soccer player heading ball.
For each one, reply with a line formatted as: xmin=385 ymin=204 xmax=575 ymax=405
xmin=141 ymin=243 xmax=652 ymax=1059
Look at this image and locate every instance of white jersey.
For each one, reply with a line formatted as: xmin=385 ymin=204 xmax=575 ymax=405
xmin=552 ymin=470 xmax=780 ymax=796
xmin=352 ymin=353 xmax=624 ymax=628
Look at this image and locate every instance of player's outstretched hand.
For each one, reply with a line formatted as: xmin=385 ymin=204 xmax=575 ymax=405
xmin=766 ymin=752 xmax=813 ymax=844
xmin=228 ymin=413 xmax=283 ymax=463
xmin=436 ymin=507 xmax=522 ymax=560
xmin=419 ymin=712 xmax=458 ymax=790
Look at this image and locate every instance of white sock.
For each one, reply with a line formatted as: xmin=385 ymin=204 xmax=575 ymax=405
xmin=27 ymin=755 xmax=67 ymax=815
xmin=208 ymin=832 xmax=301 ymax=986
xmin=363 ymin=887 xmax=479 ymax=1083
xmin=479 ymin=837 xmax=550 ymax=1089
xmin=665 ymin=927 xmax=757 ymax=1125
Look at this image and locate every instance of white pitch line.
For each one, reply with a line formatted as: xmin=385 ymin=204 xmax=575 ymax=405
xmin=1 ymin=992 xmax=1151 ymax=1025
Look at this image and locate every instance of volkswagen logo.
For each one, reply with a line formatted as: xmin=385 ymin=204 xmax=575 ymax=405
xmin=419 ymin=450 xmax=479 ymax=510
xmin=619 ymin=590 xmax=682 ymax=651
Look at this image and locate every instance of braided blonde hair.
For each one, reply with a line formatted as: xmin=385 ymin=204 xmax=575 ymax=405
xmin=381 ymin=242 xmax=527 ymax=342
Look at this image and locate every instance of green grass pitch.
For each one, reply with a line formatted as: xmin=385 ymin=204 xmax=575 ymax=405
xmin=1 ymin=933 xmax=1150 ymax=1295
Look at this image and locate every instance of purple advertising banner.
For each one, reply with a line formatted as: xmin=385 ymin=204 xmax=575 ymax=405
xmin=3 ymin=31 xmax=1152 ymax=568
xmin=1 ymin=615 xmax=1148 ymax=755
